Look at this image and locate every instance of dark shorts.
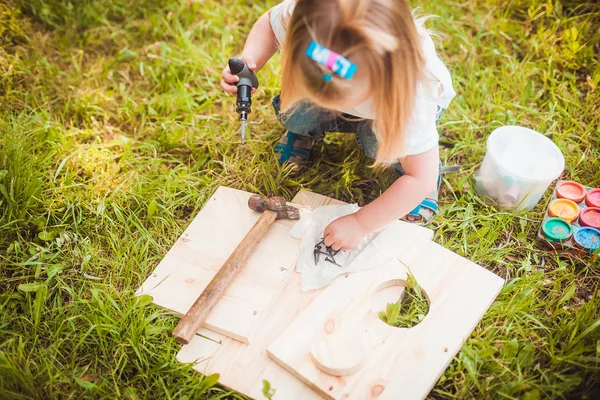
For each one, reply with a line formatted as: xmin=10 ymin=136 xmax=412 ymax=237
xmin=272 ymin=94 xmax=444 ymax=176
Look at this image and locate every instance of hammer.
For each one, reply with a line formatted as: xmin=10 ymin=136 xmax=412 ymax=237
xmin=173 ymin=194 xmax=300 ymax=345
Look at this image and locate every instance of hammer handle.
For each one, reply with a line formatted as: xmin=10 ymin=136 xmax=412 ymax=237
xmin=173 ymin=210 xmax=278 ymax=345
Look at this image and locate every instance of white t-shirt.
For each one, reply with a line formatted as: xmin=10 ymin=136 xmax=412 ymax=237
xmin=269 ymin=0 xmax=456 ymax=156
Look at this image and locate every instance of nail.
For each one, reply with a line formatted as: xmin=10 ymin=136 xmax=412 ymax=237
xmin=324 ymin=257 xmax=343 ymax=268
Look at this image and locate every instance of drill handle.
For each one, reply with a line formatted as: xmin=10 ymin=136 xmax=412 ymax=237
xmin=228 ymin=58 xmax=259 ymax=89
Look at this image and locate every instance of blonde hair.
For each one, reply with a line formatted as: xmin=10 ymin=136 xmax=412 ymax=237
xmin=280 ymin=0 xmax=425 ymax=164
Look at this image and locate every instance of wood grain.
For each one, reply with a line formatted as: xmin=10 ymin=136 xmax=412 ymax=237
xmin=136 ymin=186 xmax=306 ymax=343
xmin=310 ymin=321 xmax=368 ymax=376
xmin=267 ymin=230 xmax=505 ymax=400
xmin=176 ymin=190 xmax=436 ymax=399
xmin=173 ymin=210 xmax=278 ymax=345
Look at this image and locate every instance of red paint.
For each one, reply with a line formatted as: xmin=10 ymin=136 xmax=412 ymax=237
xmin=579 ymin=207 xmax=600 ymax=229
xmin=586 ymin=189 xmax=600 ymax=208
xmin=556 ymin=181 xmax=586 ymax=203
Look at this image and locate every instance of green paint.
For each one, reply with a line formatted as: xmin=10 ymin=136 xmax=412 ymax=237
xmin=542 ymin=218 xmax=573 ymax=242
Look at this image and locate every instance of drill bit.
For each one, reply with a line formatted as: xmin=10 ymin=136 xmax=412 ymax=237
xmin=239 ymin=110 xmax=248 ymax=144
xmin=240 ymin=119 xmax=247 ymax=144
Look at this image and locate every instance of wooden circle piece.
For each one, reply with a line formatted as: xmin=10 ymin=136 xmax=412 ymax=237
xmin=585 ymin=189 xmax=600 ymax=208
xmin=548 ymin=199 xmax=580 ymax=223
xmin=579 ymin=207 xmax=600 ymax=229
xmin=556 ymin=181 xmax=586 ymax=203
xmin=310 ymin=323 xmax=367 ymax=377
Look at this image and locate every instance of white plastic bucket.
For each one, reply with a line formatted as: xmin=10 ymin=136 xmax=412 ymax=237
xmin=475 ymin=126 xmax=565 ymax=211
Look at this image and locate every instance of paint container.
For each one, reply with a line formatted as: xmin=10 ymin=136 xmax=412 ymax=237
xmin=547 ymin=199 xmax=580 ymax=223
xmin=579 ymin=207 xmax=600 ymax=230
xmin=475 ymin=126 xmax=564 ymax=211
xmin=542 ymin=218 xmax=573 ymax=243
xmin=574 ymin=227 xmax=600 ymax=252
xmin=585 ymin=189 xmax=600 ymax=208
xmin=556 ymin=181 xmax=586 ymax=203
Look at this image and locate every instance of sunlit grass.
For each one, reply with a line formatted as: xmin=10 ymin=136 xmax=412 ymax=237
xmin=1 ymin=0 xmax=599 ymax=398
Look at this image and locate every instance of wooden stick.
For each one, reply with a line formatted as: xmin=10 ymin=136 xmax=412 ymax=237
xmin=173 ymin=210 xmax=278 ymax=345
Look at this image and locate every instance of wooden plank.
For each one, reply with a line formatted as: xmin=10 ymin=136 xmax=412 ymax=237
xmin=176 ymin=190 xmax=345 ymax=399
xmin=177 ymin=278 xmax=324 ymax=399
xmin=291 ymin=190 xmax=345 ymax=209
xmin=177 ymin=190 xmax=436 ymax=399
xmin=173 ymin=209 xmax=278 ymax=345
xmin=136 ymin=186 xmax=306 ymax=343
xmin=266 ymin=229 xmax=505 ymax=400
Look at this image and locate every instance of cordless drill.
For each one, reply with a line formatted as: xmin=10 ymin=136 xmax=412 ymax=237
xmin=228 ymin=58 xmax=259 ymax=143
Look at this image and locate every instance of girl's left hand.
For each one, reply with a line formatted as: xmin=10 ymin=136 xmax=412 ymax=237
xmin=323 ymin=214 xmax=368 ymax=251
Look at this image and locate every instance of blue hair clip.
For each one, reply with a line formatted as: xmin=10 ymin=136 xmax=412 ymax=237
xmin=306 ymin=41 xmax=357 ymax=80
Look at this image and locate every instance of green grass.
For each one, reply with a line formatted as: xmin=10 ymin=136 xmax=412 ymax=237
xmin=379 ymin=272 xmax=430 ymax=329
xmin=1 ymin=0 xmax=599 ymax=398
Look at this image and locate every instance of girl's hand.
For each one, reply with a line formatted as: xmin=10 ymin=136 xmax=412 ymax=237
xmin=220 ymin=55 xmax=257 ymax=96
xmin=323 ymin=214 xmax=369 ymax=251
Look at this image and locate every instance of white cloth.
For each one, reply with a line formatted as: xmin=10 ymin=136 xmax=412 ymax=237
xmin=290 ymin=204 xmax=396 ymax=291
xmin=269 ymin=0 xmax=456 ymax=156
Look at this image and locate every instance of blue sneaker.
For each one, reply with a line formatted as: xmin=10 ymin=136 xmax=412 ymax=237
xmin=274 ymin=131 xmax=315 ymax=174
xmin=403 ymin=165 xmax=460 ymax=226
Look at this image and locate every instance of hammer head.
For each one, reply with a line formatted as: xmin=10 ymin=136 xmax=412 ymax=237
xmin=248 ymin=194 xmax=300 ymax=220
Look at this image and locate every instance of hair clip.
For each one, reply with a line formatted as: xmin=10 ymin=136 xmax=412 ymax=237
xmin=306 ymin=41 xmax=357 ymax=80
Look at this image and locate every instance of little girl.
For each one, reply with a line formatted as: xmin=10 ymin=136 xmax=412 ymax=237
xmin=221 ymin=0 xmax=456 ymax=251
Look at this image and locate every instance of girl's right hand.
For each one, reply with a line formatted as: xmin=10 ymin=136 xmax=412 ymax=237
xmin=220 ymin=55 xmax=257 ymax=96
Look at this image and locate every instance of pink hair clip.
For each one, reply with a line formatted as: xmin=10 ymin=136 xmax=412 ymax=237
xmin=306 ymin=41 xmax=357 ymax=81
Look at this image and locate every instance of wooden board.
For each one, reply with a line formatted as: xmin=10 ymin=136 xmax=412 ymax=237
xmin=176 ymin=190 xmax=436 ymax=399
xmin=136 ymin=186 xmax=308 ymax=343
xmin=267 ymin=230 xmax=505 ymax=399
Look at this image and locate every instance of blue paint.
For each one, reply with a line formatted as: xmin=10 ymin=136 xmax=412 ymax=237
xmin=574 ymin=227 xmax=600 ymax=251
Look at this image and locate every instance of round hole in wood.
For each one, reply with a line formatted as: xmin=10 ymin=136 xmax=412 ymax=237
xmin=372 ymin=276 xmax=430 ymax=329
